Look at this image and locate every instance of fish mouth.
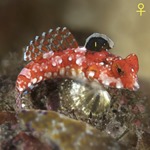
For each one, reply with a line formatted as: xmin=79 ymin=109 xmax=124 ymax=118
xmin=133 ymin=81 xmax=140 ymax=91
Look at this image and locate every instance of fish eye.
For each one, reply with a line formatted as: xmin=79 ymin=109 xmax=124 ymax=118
xmin=84 ymin=33 xmax=114 ymax=52
xmin=117 ymin=67 xmax=124 ymax=75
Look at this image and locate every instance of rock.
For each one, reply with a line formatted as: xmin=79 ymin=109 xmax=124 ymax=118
xmin=18 ymin=110 xmax=127 ymax=150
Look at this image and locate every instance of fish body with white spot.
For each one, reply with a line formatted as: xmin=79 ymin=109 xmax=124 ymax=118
xmin=16 ymin=48 xmax=139 ymax=95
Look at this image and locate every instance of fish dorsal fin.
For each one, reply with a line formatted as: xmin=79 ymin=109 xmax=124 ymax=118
xmin=84 ymin=33 xmax=114 ymax=52
xmin=24 ymin=27 xmax=79 ymax=61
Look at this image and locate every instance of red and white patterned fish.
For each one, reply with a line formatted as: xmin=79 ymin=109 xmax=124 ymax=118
xmin=16 ymin=27 xmax=139 ymax=106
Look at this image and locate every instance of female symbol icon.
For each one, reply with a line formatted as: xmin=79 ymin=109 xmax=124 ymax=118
xmin=136 ymin=3 xmax=146 ymax=16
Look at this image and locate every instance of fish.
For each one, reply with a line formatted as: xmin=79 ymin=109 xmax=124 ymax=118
xmin=15 ymin=27 xmax=139 ymax=107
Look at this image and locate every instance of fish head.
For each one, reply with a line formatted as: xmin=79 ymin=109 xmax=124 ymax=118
xmin=111 ymin=54 xmax=139 ymax=90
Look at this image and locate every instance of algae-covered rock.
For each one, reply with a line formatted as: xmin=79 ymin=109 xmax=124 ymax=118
xmin=19 ymin=110 xmax=127 ymax=150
